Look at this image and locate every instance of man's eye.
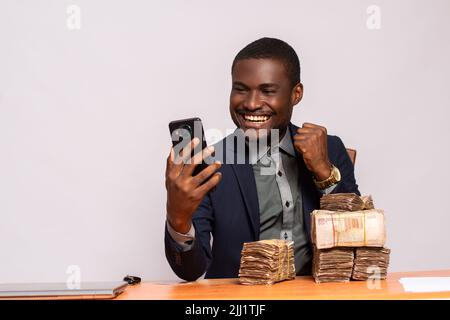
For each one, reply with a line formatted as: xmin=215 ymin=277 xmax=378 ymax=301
xmin=262 ymin=90 xmax=276 ymax=94
xmin=234 ymin=87 xmax=246 ymax=92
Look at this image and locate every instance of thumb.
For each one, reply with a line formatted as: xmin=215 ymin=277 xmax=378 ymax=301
xmin=294 ymin=140 xmax=306 ymax=155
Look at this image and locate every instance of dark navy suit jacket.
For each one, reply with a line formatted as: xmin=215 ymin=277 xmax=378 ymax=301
xmin=165 ymin=123 xmax=360 ymax=281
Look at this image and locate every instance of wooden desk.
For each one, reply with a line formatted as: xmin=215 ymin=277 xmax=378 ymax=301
xmin=116 ymin=270 xmax=450 ymax=300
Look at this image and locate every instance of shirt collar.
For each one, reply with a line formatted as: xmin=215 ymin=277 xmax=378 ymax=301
xmin=245 ymin=128 xmax=296 ymax=165
xmin=279 ymin=128 xmax=296 ymax=157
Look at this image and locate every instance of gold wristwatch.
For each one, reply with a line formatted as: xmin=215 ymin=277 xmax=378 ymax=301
xmin=313 ymin=164 xmax=341 ymax=189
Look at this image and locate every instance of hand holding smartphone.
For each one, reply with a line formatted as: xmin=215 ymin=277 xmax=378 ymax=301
xmin=165 ymin=117 xmax=222 ymax=233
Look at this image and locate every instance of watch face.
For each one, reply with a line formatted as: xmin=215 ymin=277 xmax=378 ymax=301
xmin=334 ymin=166 xmax=341 ymax=181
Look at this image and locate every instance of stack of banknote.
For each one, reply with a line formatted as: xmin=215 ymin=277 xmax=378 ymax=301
xmin=320 ymin=193 xmax=365 ymax=211
xmin=312 ymin=193 xmax=390 ymax=283
xmin=352 ymin=247 xmax=391 ymax=280
xmin=238 ymin=239 xmax=296 ymax=285
xmin=312 ymin=246 xmax=354 ymax=283
xmin=311 ymin=208 xmax=386 ymax=249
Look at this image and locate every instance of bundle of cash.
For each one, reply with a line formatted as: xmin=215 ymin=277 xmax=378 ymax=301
xmin=312 ymin=246 xmax=354 ymax=283
xmin=360 ymin=195 xmax=375 ymax=210
xmin=312 ymin=194 xmax=390 ymax=283
xmin=311 ymin=209 xmax=386 ymax=249
xmin=238 ymin=239 xmax=295 ymax=285
xmin=352 ymin=247 xmax=391 ymax=280
xmin=320 ymin=193 xmax=376 ymax=211
xmin=320 ymin=193 xmax=365 ymax=211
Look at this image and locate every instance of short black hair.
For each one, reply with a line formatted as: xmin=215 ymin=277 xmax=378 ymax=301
xmin=231 ymin=37 xmax=301 ymax=87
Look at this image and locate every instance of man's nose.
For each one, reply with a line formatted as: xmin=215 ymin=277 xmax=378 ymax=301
xmin=243 ymin=91 xmax=262 ymax=111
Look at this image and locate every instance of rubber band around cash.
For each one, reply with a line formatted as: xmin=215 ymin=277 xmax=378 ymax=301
xmin=363 ymin=211 xmax=367 ymax=245
xmin=330 ymin=211 xmax=368 ymax=247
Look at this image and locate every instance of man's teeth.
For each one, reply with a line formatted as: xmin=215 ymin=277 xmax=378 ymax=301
xmin=243 ymin=114 xmax=270 ymax=122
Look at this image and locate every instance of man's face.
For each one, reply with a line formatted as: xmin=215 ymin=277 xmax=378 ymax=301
xmin=229 ymin=58 xmax=302 ymax=140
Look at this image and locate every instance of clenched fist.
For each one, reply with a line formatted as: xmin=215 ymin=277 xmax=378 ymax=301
xmin=293 ymin=122 xmax=332 ymax=181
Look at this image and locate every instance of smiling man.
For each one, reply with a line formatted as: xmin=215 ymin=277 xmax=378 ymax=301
xmin=164 ymin=37 xmax=360 ymax=281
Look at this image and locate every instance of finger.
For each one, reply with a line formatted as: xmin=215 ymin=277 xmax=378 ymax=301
xmin=176 ymin=137 xmax=200 ymax=165
xmin=294 ymin=133 xmax=311 ymax=140
xmin=317 ymin=125 xmax=327 ymax=134
xmin=295 ymin=133 xmax=311 ymax=139
xmin=166 ymin=148 xmax=174 ymax=170
xmin=191 ymin=161 xmax=222 ymax=186
xmin=179 ymin=137 xmax=199 ymax=161
xmin=167 ymin=147 xmax=185 ymax=179
xmin=192 ymin=145 xmax=215 ymax=166
xmin=181 ymin=145 xmax=215 ymax=177
xmin=196 ymin=172 xmax=222 ymax=195
xmin=166 ymin=147 xmax=175 ymax=174
xmin=294 ymin=141 xmax=308 ymax=154
xmin=165 ymin=149 xmax=172 ymax=181
xmin=302 ymin=123 xmax=327 ymax=135
xmin=297 ymin=127 xmax=324 ymax=140
xmin=302 ymin=122 xmax=320 ymax=129
xmin=296 ymin=127 xmax=315 ymax=135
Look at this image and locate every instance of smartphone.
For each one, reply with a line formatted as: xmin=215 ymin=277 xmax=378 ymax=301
xmin=168 ymin=117 xmax=209 ymax=176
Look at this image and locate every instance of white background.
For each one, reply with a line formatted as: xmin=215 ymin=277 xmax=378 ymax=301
xmin=1 ymin=0 xmax=449 ymax=283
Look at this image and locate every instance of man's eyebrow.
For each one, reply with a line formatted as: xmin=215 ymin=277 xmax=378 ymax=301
xmin=259 ymin=83 xmax=280 ymax=90
xmin=232 ymin=82 xmax=280 ymax=89
xmin=232 ymin=81 xmax=249 ymax=88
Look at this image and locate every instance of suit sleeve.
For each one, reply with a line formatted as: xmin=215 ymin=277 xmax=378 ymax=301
xmin=164 ymin=193 xmax=214 ymax=281
xmin=327 ymin=135 xmax=361 ymax=196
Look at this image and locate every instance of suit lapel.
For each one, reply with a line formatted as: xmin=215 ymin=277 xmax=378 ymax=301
xmin=221 ymin=130 xmax=260 ymax=240
xmin=231 ymin=164 xmax=260 ymax=240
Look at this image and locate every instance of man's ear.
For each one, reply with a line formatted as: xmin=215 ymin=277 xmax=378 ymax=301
xmin=291 ymin=83 xmax=303 ymax=106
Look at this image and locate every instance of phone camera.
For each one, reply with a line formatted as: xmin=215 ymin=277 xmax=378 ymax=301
xmin=173 ymin=124 xmax=192 ymax=143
